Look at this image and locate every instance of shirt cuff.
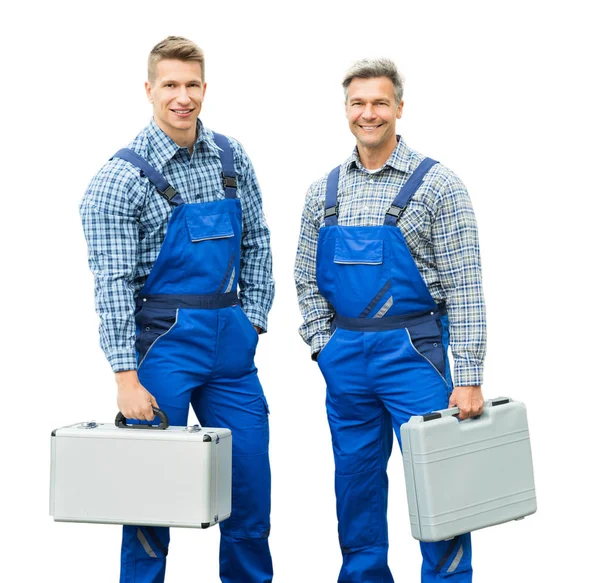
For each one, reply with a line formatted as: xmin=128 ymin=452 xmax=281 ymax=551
xmin=310 ymin=333 xmax=330 ymax=360
xmin=453 ymin=361 xmax=484 ymax=387
xmin=107 ymin=350 xmax=138 ymax=373
xmin=242 ymin=304 xmax=268 ymax=334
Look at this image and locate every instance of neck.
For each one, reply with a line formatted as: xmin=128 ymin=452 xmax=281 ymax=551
xmin=154 ymin=117 xmax=197 ymax=153
xmin=357 ymin=139 xmax=397 ymax=170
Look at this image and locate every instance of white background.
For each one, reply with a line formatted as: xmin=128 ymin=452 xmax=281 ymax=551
xmin=2 ymin=0 xmax=598 ymax=581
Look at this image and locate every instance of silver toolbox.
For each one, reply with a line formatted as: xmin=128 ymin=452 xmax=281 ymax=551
xmin=50 ymin=410 xmax=232 ymax=529
xmin=400 ymin=397 xmax=536 ymax=542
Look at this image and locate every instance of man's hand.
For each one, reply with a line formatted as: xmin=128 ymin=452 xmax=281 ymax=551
xmin=115 ymin=370 xmax=158 ymax=421
xmin=449 ymin=385 xmax=484 ymax=420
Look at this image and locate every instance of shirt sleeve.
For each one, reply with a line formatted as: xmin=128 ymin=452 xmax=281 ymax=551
xmin=294 ymin=182 xmax=335 ymax=357
xmin=233 ymin=142 xmax=274 ymax=332
xmin=79 ymin=162 xmax=142 ymax=372
xmin=431 ymin=172 xmax=487 ymax=386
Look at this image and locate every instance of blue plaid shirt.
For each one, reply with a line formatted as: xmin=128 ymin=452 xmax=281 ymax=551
xmin=294 ymin=137 xmax=486 ymax=387
xmin=80 ymin=119 xmax=274 ymax=373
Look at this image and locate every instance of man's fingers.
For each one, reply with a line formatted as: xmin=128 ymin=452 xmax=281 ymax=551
xmin=459 ymin=402 xmax=484 ymax=419
xmin=142 ymin=400 xmax=156 ymax=421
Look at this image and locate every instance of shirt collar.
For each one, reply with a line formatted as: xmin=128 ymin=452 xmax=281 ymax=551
xmin=146 ymin=118 xmax=215 ymax=164
xmin=344 ymin=135 xmax=415 ymax=174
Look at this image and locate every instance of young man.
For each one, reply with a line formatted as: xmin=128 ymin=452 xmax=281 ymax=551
xmin=294 ymin=58 xmax=486 ymax=582
xmin=80 ymin=36 xmax=274 ymax=583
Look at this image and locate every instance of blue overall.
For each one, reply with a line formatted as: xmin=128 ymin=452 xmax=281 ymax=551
xmin=112 ymin=135 xmax=272 ymax=583
xmin=316 ymin=160 xmax=472 ymax=582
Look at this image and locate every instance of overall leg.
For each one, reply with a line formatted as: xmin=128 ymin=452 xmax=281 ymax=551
xmin=319 ymin=329 xmax=395 ymax=583
xmin=119 ymin=388 xmax=190 ymax=583
xmin=372 ymin=327 xmax=472 ymax=583
xmin=191 ymin=305 xmax=272 ymax=583
xmin=120 ymin=309 xmax=214 ymax=583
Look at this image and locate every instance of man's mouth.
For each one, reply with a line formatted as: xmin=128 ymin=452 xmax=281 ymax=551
xmin=359 ymin=124 xmax=383 ymax=132
xmin=171 ymin=109 xmax=194 ymax=115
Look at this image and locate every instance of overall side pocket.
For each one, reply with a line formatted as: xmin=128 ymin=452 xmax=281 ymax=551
xmin=405 ymin=319 xmax=448 ymax=385
xmin=135 ymin=306 xmax=179 ymax=367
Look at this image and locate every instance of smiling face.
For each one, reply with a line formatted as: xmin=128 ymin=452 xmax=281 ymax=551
xmin=145 ymin=58 xmax=206 ymax=148
xmin=345 ymin=76 xmax=403 ymax=163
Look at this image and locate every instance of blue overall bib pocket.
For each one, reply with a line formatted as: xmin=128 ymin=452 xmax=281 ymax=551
xmin=333 ymin=237 xmax=383 ymax=265
xmin=185 ymin=213 xmax=234 ymax=242
xmin=135 ymin=306 xmax=179 ymax=365
xmin=332 ymin=237 xmax=390 ymax=316
xmin=184 ymin=211 xmax=238 ymax=292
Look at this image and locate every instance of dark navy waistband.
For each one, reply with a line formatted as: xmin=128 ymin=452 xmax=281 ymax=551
xmin=333 ymin=304 xmax=446 ymax=332
xmin=136 ymin=291 xmax=238 ymax=310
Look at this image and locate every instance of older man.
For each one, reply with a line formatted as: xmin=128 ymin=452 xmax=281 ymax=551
xmin=295 ymin=58 xmax=486 ymax=582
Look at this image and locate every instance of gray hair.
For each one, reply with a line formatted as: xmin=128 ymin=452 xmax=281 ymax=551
xmin=342 ymin=58 xmax=404 ymax=104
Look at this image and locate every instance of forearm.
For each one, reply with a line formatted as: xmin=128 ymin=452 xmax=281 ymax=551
xmin=238 ymin=223 xmax=274 ymax=332
xmin=236 ymin=144 xmax=274 ymax=331
xmin=81 ymin=190 xmax=140 ymax=372
xmin=446 ymin=292 xmax=486 ymax=386
xmin=433 ymin=173 xmax=487 ymax=386
xmin=294 ymin=193 xmax=334 ymax=356
xmin=96 ymin=288 xmax=138 ymax=372
xmin=297 ymin=285 xmax=335 ymax=357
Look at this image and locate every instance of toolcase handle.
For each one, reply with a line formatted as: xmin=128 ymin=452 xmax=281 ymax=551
xmin=422 ymin=397 xmax=512 ymax=422
xmin=115 ymin=407 xmax=170 ymax=430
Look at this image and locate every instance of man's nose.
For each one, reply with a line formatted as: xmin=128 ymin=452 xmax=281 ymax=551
xmin=362 ymin=104 xmax=376 ymax=119
xmin=177 ymin=86 xmax=191 ymax=103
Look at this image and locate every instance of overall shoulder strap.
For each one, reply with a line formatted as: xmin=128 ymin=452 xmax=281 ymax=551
xmin=383 ymin=157 xmax=438 ymax=226
xmin=111 ymin=149 xmax=184 ymax=206
xmin=211 ymin=132 xmax=238 ymax=199
xmin=324 ymin=166 xmax=341 ymax=226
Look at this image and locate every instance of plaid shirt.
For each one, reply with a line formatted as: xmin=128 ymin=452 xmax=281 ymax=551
xmin=294 ymin=136 xmax=486 ymax=387
xmin=80 ymin=119 xmax=274 ymax=373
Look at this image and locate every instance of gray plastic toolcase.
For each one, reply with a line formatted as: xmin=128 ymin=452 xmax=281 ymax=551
xmin=400 ymin=397 xmax=536 ymax=542
xmin=50 ymin=414 xmax=232 ymax=529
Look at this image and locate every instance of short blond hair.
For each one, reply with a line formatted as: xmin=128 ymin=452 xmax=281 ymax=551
xmin=148 ymin=36 xmax=205 ymax=83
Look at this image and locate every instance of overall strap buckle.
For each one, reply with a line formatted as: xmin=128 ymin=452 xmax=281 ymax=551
xmin=324 ymin=204 xmax=338 ymax=219
xmin=221 ymin=172 xmax=238 ymax=190
xmin=157 ymin=184 xmax=179 ymax=202
xmin=386 ymin=204 xmax=404 ymax=219
xmin=212 ymin=132 xmax=238 ymax=199
xmin=112 ymin=148 xmax=183 ymax=206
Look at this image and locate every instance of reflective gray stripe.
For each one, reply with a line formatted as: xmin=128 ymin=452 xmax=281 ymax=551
xmin=217 ymin=252 xmax=235 ymax=293
xmin=374 ymin=296 xmax=393 ymax=318
xmin=225 ymin=267 xmax=236 ymax=293
xmin=447 ymin=544 xmax=464 ymax=573
xmin=359 ymin=279 xmax=391 ymax=317
xmin=137 ymin=528 xmax=157 ymax=558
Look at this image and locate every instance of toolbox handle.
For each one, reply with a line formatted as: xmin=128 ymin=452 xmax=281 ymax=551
xmin=422 ymin=398 xmax=512 ymax=422
xmin=114 ymin=407 xmax=170 ymax=430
